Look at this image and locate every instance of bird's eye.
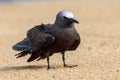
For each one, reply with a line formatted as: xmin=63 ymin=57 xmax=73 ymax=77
xmin=63 ymin=16 xmax=67 ymax=19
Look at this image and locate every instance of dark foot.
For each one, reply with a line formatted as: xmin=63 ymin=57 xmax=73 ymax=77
xmin=63 ymin=64 xmax=67 ymax=67
xmin=47 ymin=66 xmax=50 ymax=70
xmin=64 ymin=64 xmax=68 ymax=67
xmin=64 ymin=65 xmax=78 ymax=68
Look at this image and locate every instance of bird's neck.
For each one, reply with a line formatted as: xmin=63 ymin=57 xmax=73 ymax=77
xmin=54 ymin=20 xmax=74 ymax=28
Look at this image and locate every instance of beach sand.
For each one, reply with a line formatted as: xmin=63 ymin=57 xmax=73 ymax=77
xmin=0 ymin=0 xmax=120 ymax=80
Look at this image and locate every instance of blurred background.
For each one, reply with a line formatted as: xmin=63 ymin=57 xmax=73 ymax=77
xmin=0 ymin=0 xmax=120 ymax=38
xmin=0 ymin=0 xmax=120 ymax=80
xmin=0 ymin=0 xmax=68 ymax=3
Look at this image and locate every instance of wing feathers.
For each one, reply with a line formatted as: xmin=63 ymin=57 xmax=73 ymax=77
xmin=12 ymin=38 xmax=33 ymax=51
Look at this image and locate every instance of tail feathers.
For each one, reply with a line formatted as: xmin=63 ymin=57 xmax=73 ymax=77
xmin=27 ymin=51 xmax=50 ymax=62
xmin=36 ymin=52 xmax=54 ymax=61
xmin=15 ymin=51 xmax=30 ymax=58
xmin=15 ymin=51 xmax=54 ymax=62
xmin=27 ymin=52 xmax=40 ymax=62
xmin=12 ymin=38 xmax=33 ymax=51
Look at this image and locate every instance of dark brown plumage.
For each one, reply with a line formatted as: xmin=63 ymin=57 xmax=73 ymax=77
xmin=13 ymin=10 xmax=80 ymax=69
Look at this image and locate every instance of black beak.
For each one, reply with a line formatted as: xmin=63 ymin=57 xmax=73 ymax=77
xmin=67 ymin=18 xmax=79 ymax=24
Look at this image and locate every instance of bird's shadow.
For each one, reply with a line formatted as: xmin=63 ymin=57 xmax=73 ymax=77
xmin=0 ymin=65 xmax=47 ymax=72
xmin=0 ymin=64 xmax=78 ymax=71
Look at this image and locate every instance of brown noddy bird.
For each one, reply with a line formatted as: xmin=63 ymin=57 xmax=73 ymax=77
xmin=12 ymin=10 xmax=80 ymax=69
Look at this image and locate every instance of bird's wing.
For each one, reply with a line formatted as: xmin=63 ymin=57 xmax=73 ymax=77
xmin=12 ymin=38 xmax=33 ymax=51
xmin=27 ymin=24 xmax=55 ymax=51
xmin=68 ymin=33 xmax=80 ymax=50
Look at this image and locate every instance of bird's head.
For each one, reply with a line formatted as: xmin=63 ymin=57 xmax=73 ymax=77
xmin=55 ymin=10 xmax=79 ymax=26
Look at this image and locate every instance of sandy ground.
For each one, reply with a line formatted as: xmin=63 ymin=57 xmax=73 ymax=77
xmin=0 ymin=0 xmax=120 ymax=80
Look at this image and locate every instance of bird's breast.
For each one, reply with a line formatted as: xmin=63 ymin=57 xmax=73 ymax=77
xmin=51 ymin=28 xmax=77 ymax=52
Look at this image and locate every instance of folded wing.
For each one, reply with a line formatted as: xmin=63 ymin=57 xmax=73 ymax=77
xmin=68 ymin=33 xmax=80 ymax=50
xmin=13 ymin=24 xmax=55 ymax=62
xmin=12 ymin=38 xmax=33 ymax=51
xmin=27 ymin=24 xmax=55 ymax=51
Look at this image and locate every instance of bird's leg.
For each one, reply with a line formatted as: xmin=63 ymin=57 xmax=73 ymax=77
xmin=62 ymin=52 xmax=67 ymax=67
xmin=47 ymin=54 xmax=50 ymax=69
